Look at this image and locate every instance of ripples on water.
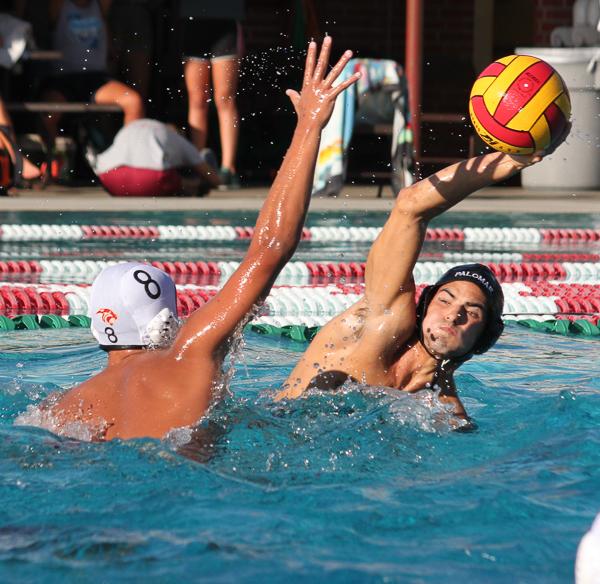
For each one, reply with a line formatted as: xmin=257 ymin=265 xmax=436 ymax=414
xmin=0 ymin=326 xmax=598 ymax=583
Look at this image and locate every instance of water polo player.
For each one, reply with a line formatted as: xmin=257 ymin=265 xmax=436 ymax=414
xmin=277 ymin=139 xmax=569 ymax=419
xmin=44 ymin=37 xmax=361 ymax=440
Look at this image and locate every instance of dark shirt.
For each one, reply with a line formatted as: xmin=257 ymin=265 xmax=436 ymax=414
xmin=179 ymin=0 xmax=244 ymax=20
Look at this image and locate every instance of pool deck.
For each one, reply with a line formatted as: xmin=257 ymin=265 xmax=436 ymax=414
xmin=1 ymin=184 xmax=600 ymax=214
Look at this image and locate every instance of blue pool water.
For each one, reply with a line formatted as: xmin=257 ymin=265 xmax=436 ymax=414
xmin=0 ymin=326 xmax=599 ymax=583
xmin=0 ymin=210 xmax=599 ymax=583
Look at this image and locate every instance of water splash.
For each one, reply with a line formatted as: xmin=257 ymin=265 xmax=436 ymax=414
xmin=14 ymin=395 xmax=110 ymax=442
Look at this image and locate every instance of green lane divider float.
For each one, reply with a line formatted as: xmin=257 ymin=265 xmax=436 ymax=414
xmin=248 ymin=323 xmax=320 ymax=342
xmin=12 ymin=315 xmax=40 ymax=330
xmin=516 ymin=319 xmax=600 ymax=337
xmin=0 ymin=314 xmax=91 ymax=330
xmin=68 ymin=315 xmax=92 ymax=327
xmin=0 ymin=316 xmax=15 ymax=331
xmin=251 ymin=321 xmax=600 ymax=340
xmin=0 ymin=315 xmax=598 ymax=339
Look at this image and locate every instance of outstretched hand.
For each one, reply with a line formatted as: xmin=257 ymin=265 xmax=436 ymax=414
xmin=286 ymin=36 xmax=361 ymax=129
xmin=509 ymin=120 xmax=572 ymax=169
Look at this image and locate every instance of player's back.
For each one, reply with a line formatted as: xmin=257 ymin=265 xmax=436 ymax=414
xmin=49 ymin=349 xmax=218 ymax=440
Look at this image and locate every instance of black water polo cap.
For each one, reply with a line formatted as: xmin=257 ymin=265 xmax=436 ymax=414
xmin=415 ymin=263 xmax=505 ymax=364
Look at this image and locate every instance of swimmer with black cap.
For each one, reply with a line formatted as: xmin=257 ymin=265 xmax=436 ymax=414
xmin=277 ymin=126 xmax=570 ymax=421
xmin=43 ymin=37 xmax=361 ymax=440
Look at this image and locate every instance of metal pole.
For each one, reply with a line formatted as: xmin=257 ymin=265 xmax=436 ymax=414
xmin=405 ymin=0 xmax=423 ymax=161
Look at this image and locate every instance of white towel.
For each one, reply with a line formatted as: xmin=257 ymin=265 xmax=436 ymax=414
xmin=0 ymin=13 xmax=34 ymax=69
xmin=550 ymin=27 xmax=574 ymax=47
xmin=311 ymin=61 xmax=357 ymax=197
xmin=571 ymin=25 xmax=600 ymax=46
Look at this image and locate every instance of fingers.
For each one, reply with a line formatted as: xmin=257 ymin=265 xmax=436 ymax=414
xmin=330 ymin=71 xmax=361 ymax=98
xmin=559 ymin=121 xmax=572 ymax=144
xmin=303 ymin=41 xmax=317 ymax=87
xmin=323 ymin=49 xmax=353 ymax=88
xmin=285 ymin=89 xmax=301 ymax=114
xmin=312 ymin=35 xmax=332 ymax=82
xmin=542 ymin=121 xmax=571 ymax=157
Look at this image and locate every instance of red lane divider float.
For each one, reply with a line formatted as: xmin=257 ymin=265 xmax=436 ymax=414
xmin=0 ymin=286 xmax=71 ymax=316
xmin=0 ymin=283 xmax=597 ymax=323
xmin=541 ymin=229 xmax=600 ymax=241
xmin=81 ymin=225 xmax=161 ymax=239
xmin=2 ymin=259 xmax=600 ymax=286
xmin=3 ymin=224 xmax=600 ymax=243
xmin=522 ymin=253 xmax=600 ymax=262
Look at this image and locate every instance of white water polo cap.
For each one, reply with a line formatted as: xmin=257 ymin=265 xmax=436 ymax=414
xmin=90 ymin=262 xmax=179 ymax=349
xmin=576 ymin=513 xmax=600 ymax=584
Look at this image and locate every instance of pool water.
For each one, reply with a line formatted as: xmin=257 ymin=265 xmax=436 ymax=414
xmin=0 ymin=211 xmax=599 ymax=583
xmin=1 ymin=328 xmax=599 ymax=582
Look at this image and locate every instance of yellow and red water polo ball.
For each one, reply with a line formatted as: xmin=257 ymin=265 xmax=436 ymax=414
xmin=469 ymin=55 xmax=571 ymax=155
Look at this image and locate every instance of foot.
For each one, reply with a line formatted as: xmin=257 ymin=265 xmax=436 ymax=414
xmin=196 ymin=148 xmax=221 ymax=187
xmin=17 ymin=157 xmax=48 ymax=190
xmin=217 ymin=167 xmax=241 ymax=190
xmin=22 ymin=157 xmax=41 ymax=181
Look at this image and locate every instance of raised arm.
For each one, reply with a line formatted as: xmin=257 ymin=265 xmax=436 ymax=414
xmin=364 ymin=151 xmax=544 ymax=312
xmin=169 ymin=37 xmax=360 ymax=360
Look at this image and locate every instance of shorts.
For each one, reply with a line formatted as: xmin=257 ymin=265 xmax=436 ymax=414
xmin=182 ymin=19 xmax=242 ymax=61
xmin=40 ymin=72 xmax=112 ymax=103
xmin=99 ymin=167 xmax=182 ymax=197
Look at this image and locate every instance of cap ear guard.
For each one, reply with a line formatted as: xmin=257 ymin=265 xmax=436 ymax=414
xmin=141 ymin=307 xmax=180 ymax=349
xmin=470 ymin=314 xmax=504 ymax=357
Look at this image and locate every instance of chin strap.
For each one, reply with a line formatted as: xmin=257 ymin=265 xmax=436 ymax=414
xmin=100 ymin=345 xmax=144 ymax=352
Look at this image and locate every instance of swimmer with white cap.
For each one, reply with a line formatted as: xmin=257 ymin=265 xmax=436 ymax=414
xmin=46 ymin=37 xmax=361 ymax=440
xmin=576 ymin=513 xmax=600 ymax=584
xmin=277 ymin=127 xmax=570 ymax=421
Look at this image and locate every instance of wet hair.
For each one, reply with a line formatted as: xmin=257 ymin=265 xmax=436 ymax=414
xmin=415 ymin=263 xmax=504 ymax=364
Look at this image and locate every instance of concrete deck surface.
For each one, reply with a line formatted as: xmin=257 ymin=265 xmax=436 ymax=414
xmin=1 ymin=184 xmax=599 ymax=214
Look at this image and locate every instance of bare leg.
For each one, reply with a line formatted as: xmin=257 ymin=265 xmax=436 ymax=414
xmin=184 ymin=59 xmax=211 ymax=151
xmin=0 ymin=96 xmax=40 ymax=180
xmin=19 ymin=155 xmax=41 ymax=180
xmin=94 ymin=80 xmax=145 ymax=125
xmin=212 ymin=57 xmax=239 ymax=172
xmin=0 ymin=95 xmax=10 ymax=126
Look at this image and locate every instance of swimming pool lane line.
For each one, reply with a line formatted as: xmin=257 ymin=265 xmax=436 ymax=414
xmin=1 ymin=223 xmax=600 ymax=244
xmin=0 ymin=282 xmax=597 ymax=326
xmin=2 ymin=259 xmax=600 ymax=285
xmin=1 ymin=312 xmax=599 ymax=340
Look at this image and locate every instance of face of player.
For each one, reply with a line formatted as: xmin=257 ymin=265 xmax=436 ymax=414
xmin=421 ymin=281 xmax=488 ymax=360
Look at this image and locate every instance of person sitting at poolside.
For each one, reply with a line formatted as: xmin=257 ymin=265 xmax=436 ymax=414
xmin=40 ymin=37 xmax=360 ymax=440
xmin=276 ymin=135 xmax=569 ymax=420
xmin=39 ymin=0 xmax=144 ymax=153
xmin=88 ymin=118 xmax=221 ymax=197
xmin=0 ymin=94 xmax=44 ymax=190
